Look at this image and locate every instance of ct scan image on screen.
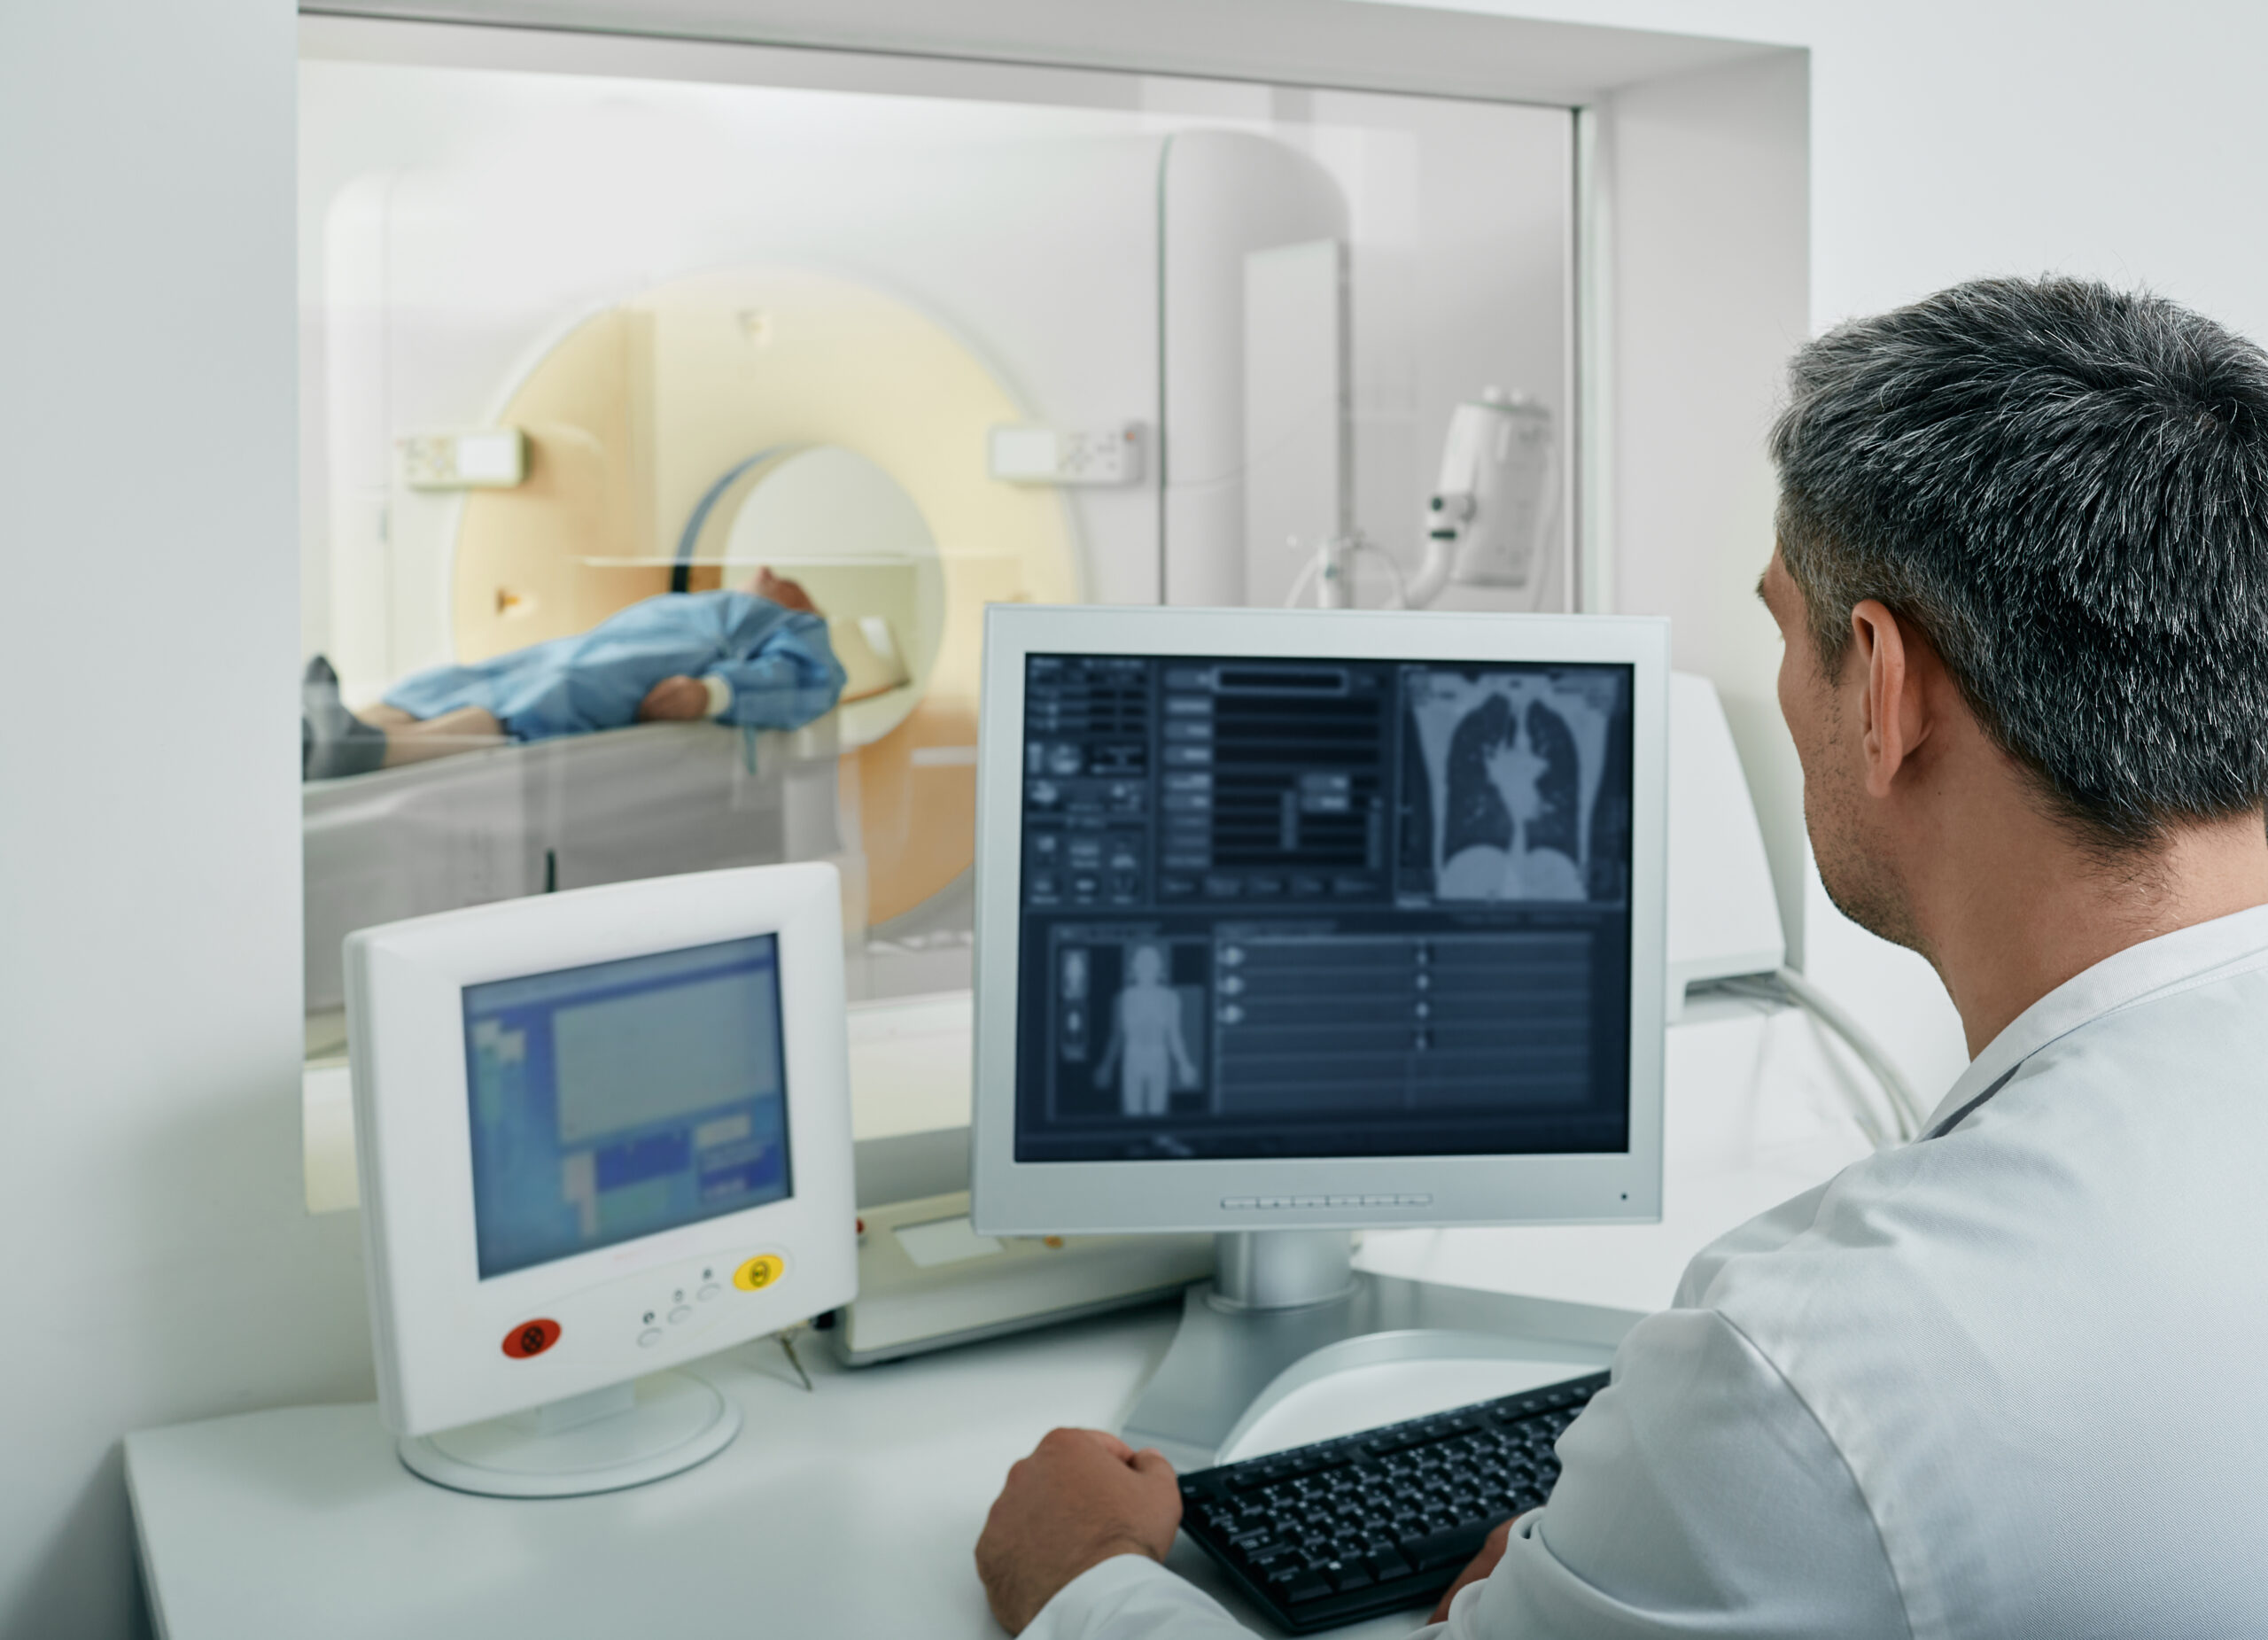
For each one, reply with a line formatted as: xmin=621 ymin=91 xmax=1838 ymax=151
xmin=462 ymin=934 xmax=793 ymax=1279
xmin=1012 ymin=654 xmax=1634 ymax=1163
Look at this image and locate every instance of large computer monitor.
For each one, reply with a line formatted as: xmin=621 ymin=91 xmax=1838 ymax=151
xmin=967 ymin=607 xmax=1667 ymax=1457
xmin=346 ymin=863 xmax=856 ymax=1497
xmin=971 ymin=604 xmax=1667 ymax=1233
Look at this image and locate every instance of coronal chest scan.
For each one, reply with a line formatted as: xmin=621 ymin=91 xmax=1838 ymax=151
xmin=1400 ymin=668 xmax=1627 ymax=905
xmin=1009 ymin=654 xmax=1634 ymax=1165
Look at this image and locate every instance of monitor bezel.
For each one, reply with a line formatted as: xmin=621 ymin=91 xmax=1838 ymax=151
xmin=346 ymin=863 xmax=855 ymax=1437
xmin=969 ymin=604 xmax=1669 ymax=1236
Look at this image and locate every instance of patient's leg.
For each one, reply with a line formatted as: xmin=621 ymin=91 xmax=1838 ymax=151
xmin=366 ymin=703 xmax=508 ymax=767
xmin=305 ymin=655 xmax=512 ymax=780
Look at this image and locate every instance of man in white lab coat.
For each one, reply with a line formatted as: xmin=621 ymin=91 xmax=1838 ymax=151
xmin=973 ymin=276 xmax=2268 ymax=1637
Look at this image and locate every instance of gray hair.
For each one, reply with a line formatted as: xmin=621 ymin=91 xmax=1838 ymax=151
xmin=1770 ymin=276 xmax=2268 ymax=847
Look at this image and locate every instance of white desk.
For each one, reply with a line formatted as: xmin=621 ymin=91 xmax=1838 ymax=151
xmin=144 ymin=1000 xmax=1877 ymax=1640
xmin=128 ymin=1304 xmax=1456 ymax=1640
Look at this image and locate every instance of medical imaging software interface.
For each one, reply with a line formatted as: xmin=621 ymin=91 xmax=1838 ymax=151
xmin=1013 ymin=655 xmax=1635 ymax=1163
xmin=463 ymin=935 xmax=792 ymax=1279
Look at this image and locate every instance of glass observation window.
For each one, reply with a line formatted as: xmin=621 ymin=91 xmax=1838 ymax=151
xmin=296 ymin=27 xmax=1576 ymax=1063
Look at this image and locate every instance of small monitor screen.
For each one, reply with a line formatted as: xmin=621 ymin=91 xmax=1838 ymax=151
xmin=462 ymin=934 xmax=792 ymax=1279
xmin=1012 ymin=654 xmax=1634 ymax=1163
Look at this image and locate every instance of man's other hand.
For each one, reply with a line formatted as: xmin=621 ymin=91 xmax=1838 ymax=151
xmin=753 ymin=567 xmax=819 ymax=614
xmin=637 ymin=674 xmax=711 ymax=722
xmin=975 ymin=1428 xmax=1181 ymax=1635
xmin=1428 ymin=1517 xmax=1519 ymax=1624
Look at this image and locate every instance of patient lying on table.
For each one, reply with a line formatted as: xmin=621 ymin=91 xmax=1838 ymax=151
xmin=302 ymin=570 xmax=845 ymax=780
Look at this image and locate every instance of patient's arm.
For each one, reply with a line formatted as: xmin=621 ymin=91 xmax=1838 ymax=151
xmin=707 ymin=606 xmax=849 ymax=729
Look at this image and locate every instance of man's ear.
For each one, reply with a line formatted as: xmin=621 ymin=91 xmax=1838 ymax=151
xmin=1849 ymin=599 xmax=1930 ymax=798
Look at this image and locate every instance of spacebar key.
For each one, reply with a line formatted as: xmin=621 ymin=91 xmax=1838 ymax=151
xmin=1402 ymin=1521 xmax=1495 ymax=1573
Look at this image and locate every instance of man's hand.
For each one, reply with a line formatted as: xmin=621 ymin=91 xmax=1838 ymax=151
xmin=975 ymin=1428 xmax=1181 ymax=1635
xmin=637 ymin=674 xmax=711 ymax=722
xmin=752 ymin=567 xmax=819 ymax=614
xmin=1428 ymin=1517 xmax=1519 ymax=1624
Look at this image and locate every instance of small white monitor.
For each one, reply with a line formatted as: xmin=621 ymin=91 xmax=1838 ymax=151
xmin=969 ymin=606 xmax=1668 ymax=1236
xmin=346 ymin=864 xmax=855 ymax=1496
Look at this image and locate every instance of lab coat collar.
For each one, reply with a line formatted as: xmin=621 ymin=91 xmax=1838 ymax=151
xmin=1917 ymin=899 xmax=2268 ymax=1137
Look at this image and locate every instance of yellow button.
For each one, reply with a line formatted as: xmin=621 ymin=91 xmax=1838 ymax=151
xmin=733 ymin=1254 xmax=786 ymax=1292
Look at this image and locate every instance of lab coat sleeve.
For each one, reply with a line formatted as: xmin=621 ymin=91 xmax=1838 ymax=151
xmin=1422 ymin=1307 xmax=1908 ymax=1640
xmin=1021 ymin=1555 xmax=1261 ymax=1640
xmin=704 ymin=609 xmax=848 ymax=729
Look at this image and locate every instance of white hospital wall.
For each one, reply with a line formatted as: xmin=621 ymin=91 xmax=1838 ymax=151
xmin=0 ymin=4 xmax=374 ymax=1640
xmin=1593 ymin=49 xmax=1813 ymax=952
xmin=12 ymin=4 xmax=2268 ymax=1636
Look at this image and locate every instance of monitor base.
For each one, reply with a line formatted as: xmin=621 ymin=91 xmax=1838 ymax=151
xmin=399 ymin=1370 xmax=742 ymax=1498
xmin=1122 ymin=1266 xmax=1640 ymax=1470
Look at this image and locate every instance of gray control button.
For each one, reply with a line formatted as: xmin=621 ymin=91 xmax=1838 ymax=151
xmin=637 ymin=1328 xmax=664 ymax=1349
xmin=697 ymin=1284 xmax=722 ymax=1302
xmin=668 ymin=1306 xmax=692 ymax=1325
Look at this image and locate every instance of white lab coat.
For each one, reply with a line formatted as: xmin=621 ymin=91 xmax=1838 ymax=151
xmin=1030 ymin=904 xmax=2268 ymax=1639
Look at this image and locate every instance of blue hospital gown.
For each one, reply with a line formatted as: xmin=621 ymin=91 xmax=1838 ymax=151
xmin=382 ymin=591 xmax=845 ymax=742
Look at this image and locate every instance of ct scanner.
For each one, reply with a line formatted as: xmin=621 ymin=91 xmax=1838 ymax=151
xmin=447 ymin=264 xmax=1081 ymax=929
xmin=304 ymin=129 xmax=1380 ymax=1016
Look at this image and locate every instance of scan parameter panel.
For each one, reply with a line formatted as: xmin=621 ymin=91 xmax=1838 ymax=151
xmin=1012 ymin=655 xmax=1635 ymax=1163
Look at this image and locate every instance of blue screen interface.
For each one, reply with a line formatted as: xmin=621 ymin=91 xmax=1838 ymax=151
xmin=462 ymin=934 xmax=791 ymax=1279
xmin=1012 ymin=655 xmax=1635 ymax=1163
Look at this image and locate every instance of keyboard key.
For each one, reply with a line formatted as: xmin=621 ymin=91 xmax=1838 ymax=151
xmin=1369 ymin=1546 xmax=1414 ymax=1582
xmin=1403 ymin=1520 xmax=1495 ymax=1572
xmin=1282 ymin=1571 xmax=1333 ymax=1604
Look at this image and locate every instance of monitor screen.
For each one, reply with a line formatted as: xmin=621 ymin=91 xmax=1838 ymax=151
xmin=1011 ymin=654 xmax=1634 ymax=1163
xmin=462 ymin=934 xmax=792 ymax=1279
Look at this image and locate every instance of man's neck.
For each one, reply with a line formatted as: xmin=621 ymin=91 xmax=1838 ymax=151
xmin=1910 ymin=797 xmax=2268 ymax=1057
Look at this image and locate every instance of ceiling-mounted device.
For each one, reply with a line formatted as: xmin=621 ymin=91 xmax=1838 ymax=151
xmin=1287 ymin=386 xmax=1558 ymax=613
xmin=1410 ymin=388 xmax=1554 ymax=602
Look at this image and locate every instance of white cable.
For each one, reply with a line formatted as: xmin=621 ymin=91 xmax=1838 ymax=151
xmin=1712 ymin=968 xmax=1926 ymax=1145
xmin=1770 ymin=966 xmax=1930 ymax=1139
xmin=1353 ymin=539 xmax=1410 ymax=609
xmin=1283 ymin=552 xmax=1323 ymax=609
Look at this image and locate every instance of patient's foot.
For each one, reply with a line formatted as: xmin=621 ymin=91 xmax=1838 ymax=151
xmin=302 ymin=656 xmax=386 ymax=781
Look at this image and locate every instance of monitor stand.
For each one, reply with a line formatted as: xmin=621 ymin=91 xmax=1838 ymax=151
xmin=398 ymin=1370 xmax=742 ymax=1498
xmin=1121 ymin=1231 xmax=1635 ymax=1472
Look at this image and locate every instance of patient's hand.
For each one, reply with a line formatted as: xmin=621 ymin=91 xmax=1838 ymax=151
xmin=753 ymin=567 xmax=819 ymax=615
xmin=638 ymin=675 xmax=712 ymax=722
xmin=975 ymin=1428 xmax=1181 ymax=1635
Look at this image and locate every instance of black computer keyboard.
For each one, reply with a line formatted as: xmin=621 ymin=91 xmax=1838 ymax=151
xmin=1176 ymin=1368 xmax=1609 ymax=1634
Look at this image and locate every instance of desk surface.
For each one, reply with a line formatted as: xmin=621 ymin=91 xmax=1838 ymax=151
xmin=128 ymin=1304 xmax=1460 ymax=1640
xmin=138 ymin=1001 xmax=1877 ymax=1640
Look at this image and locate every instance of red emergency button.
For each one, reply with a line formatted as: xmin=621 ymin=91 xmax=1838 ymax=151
xmin=501 ymin=1317 xmax=562 ymax=1359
